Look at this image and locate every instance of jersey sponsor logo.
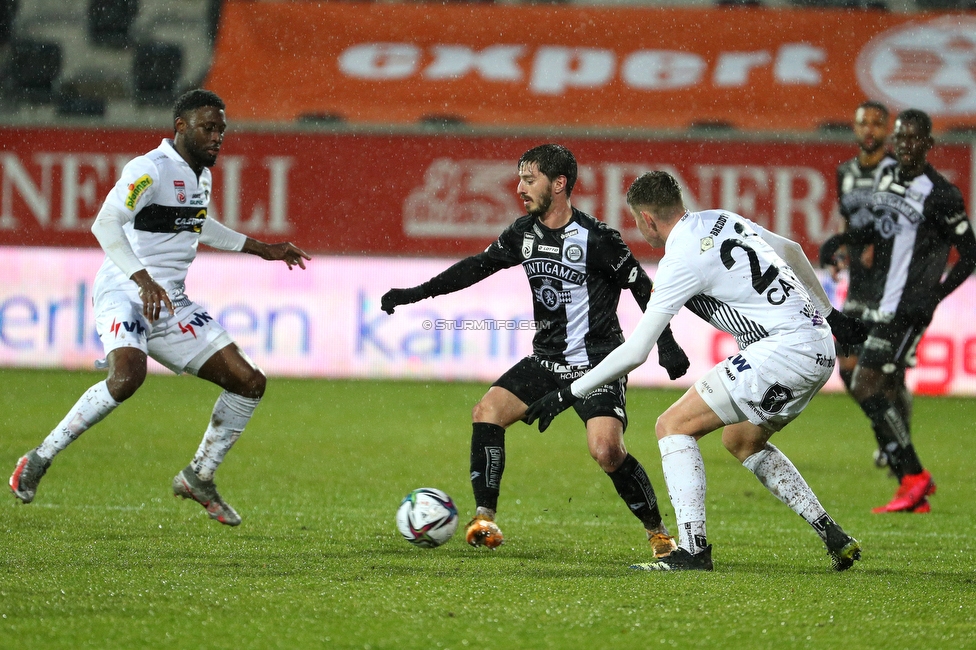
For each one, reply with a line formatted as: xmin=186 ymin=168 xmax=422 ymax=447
xmin=611 ymin=251 xmax=631 ymax=272
xmin=124 ymin=174 xmax=153 ymax=210
xmin=522 ymin=233 xmax=534 ymax=258
xmin=134 ymin=205 xmax=207 ymax=233
xmin=555 ymin=367 xmax=587 ymax=381
xmin=759 ymin=382 xmax=794 ymax=414
xmin=523 ymin=259 xmax=587 ymax=285
xmin=815 ymin=353 xmax=835 ymax=368
xmin=174 ymin=180 xmax=187 ymax=204
xmin=109 ymin=317 xmax=146 ymax=339
xmin=538 ymin=244 xmax=561 ymax=254
xmin=560 ymin=228 xmax=578 ymax=239
xmin=178 ymin=311 xmax=213 ymax=339
xmin=730 ymin=354 xmax=751 ymax=372
xmin=565 ymin=244 xmax=583 ymax=262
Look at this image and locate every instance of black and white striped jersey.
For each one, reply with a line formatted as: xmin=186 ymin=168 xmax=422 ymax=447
xmin=867 ymin=163 xmax=976 ymax=324
xmin=486 ymin=208 xmax=651 ymax=365
xmin=835 ymin=155 xmax=895 ymax=310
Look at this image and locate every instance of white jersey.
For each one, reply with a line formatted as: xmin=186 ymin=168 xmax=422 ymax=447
xmin=93 ymin=139 xmax=212 ymax=302
xmin=571 ymin=209 xmax=831 ymax=398
xmin=649 ymin=210 xmax=830 ymax=348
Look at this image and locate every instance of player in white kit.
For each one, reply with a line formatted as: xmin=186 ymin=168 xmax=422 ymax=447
xmin=9 ymin=89 xmax=310 ymax=526
xmin=527 ymin=171 xmax=866 ymax=571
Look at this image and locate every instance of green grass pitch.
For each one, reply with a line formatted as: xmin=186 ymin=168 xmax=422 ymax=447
xmin=1 ymin=367 xmax=974 ymax=649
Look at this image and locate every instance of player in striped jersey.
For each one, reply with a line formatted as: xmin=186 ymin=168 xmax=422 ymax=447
xmin=382 ymin=144 xmax=690 ymax=555
xmin=527 ymin=171 xmax=867 ymax=571
xmin=821 ymin=101 xmax=899 ymax=472
xmin=843 ymin=109 xmax=976 ymax=513
xmin=9 ymin=90 xmax=310 ymax=525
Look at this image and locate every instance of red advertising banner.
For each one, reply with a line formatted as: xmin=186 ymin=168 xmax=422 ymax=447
xmin=206 ymin=2 xmax=976 ymax=132
xmin=0 ymin=126 xmax=971 ymax=260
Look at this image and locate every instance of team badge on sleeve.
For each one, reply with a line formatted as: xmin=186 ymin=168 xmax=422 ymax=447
xmin=174 ymin=180 xmax=187 ymax=204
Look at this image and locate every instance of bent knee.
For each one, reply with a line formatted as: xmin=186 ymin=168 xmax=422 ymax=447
xmin=471 ymin=399 xmax=494 ymax=423
xmin=590 ymin=445 xmax=626 ymax=472
xmin=106 ymin=373 xmax=145 ymax=402
xmin=654 ymin=413 xmax=673 ymax=440
xmin=242 ymin=369 xmax=267 ymax=399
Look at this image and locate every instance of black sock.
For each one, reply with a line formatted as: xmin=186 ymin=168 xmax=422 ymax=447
xmin=470 ymin=423 xmax=505 ymax=512
xmin=859 ymin=395 xmax=923 ymax=478
xmin=606 ymin=454 xmax=663 ymax=530
xmin=839 ymin=367 xmax=854 ymax=392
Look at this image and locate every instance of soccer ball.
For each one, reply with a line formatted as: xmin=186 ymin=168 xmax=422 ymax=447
xmin=395 ymin=487 xmax=459 ymax=548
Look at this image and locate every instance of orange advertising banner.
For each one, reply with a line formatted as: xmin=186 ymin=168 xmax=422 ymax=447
xmin=206 ymin=1 xmax=976 ymax=132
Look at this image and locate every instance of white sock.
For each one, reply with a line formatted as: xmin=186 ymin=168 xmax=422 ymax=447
xmin=191 ymin=391 xmax=261 ymax=481
xmin=37 ymin=381 xmax=120 ymax=461
xmin=659 ymin=434 xmax=708 ymax=554
xmin=742 ymin=443 xmax=831 ymax=541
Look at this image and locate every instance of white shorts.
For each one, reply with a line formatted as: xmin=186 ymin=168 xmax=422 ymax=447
xmin=94 ymin=290 xmax=233 ymax=375
xmin=694 ymin=333 xmax=834 ymax=432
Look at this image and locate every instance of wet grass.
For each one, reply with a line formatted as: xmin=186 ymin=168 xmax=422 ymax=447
xmin=1 ymin=368 xmax=974 ymax=649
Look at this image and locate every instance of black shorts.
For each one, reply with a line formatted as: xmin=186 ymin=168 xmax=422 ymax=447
xmin=859 ymin=318 xmax=925 ymax=374
xmin=493 ymin=356 xmax=628 ymax=429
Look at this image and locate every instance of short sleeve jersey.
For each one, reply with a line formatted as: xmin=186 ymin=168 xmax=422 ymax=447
xmin=93 ymin=139 xmax=212 ymax=300
xmin=485 ymin=208 xmax=650 ymax=366
xmin=867 ymin=163 xmax=973 ymax=322
xmin=648 ymin=210 xmax=830 ymax=350
xmin=835 ymin=155 xmax=895 ymax=308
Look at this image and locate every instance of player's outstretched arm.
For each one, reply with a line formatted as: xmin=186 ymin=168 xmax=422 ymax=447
xmin=761 ymin=228 xmax=867 ymax=350
xmin=381 ymin=252 xmax=511 ymax=315
xmin=381 ymin=287 xmax=427 ymax=315
xmin=242 ymin=238 xmax=311 ymax=270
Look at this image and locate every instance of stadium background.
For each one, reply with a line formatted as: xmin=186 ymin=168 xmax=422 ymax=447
xmin=1 ymin=0 xmax=975 ymax=394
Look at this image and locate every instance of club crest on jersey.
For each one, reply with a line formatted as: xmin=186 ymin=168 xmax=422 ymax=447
xmin=174 ymin=180 xmax=187 ymax=204
xmin=700 ymin=236 xmax=714 ymax=253
xmin=565 ymin=244 xmax=583 ymax=262
xmin=534 ymin=279 xmax=572 ymax=311
xmin=522 ymin=233 xmax=534 ymax=259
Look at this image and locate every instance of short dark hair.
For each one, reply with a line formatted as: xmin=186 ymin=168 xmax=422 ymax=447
xmin=857 ymin=100 xmax=889 ymax=121
xmin=627 ymin=171 xmax=683 ymax=211
xmin=518 ymin=144 xmax=577 ymax=196
xmin=173 ymin=89 xmax=225 ymax=128
xmin=896 ymin=108 xmax=932 ymax=139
